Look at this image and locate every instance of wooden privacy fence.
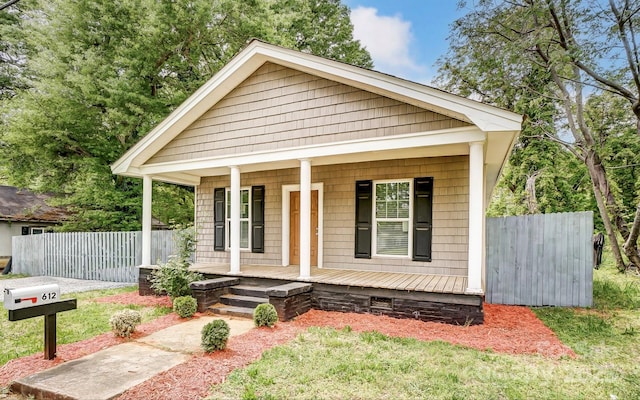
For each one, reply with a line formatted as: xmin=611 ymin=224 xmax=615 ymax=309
xmin=486 ymin=211 xmax=593 ymax=307
xmin=12 ymin=231 xmax=177 ymax=283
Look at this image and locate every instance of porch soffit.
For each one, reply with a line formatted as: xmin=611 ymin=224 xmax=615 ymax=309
xmin=111 ymin=41 xmax=522 ymax=181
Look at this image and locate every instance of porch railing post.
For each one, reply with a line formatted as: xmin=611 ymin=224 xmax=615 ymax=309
xmin=299 ymin=159 xmax=311 ymax=279
xmin=141 ymin=175 xmax=152 ymax=266
xmin=230 ymin=166 xmax=241 ymax=274
xmin=466 ymin=141 xmax=484 ymax=294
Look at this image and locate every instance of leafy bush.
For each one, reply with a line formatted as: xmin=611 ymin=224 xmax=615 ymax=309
xmin=202 ymin=319 xmax=230 ymax=352
xmin=109 ymin=309 xmax=142 ymax=337
xmin=173 ymin=296 xmax=198 ymax=318
xmin=150 ymin=226 xmax=203 ymax=298
xmin=253 ymin=303 xmax=278 ymax=327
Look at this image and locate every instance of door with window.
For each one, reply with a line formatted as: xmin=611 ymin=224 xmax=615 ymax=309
xmin=289 ymin=190 xmax=318 ymax=266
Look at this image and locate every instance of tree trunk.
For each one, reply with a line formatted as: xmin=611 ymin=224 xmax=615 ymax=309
xmin=525 ymin=171 xmax=540 ymax=214
xmin=585 ymin=151 xmax=627 ymax=271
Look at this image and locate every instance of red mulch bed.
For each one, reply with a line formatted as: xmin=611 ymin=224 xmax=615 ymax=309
xmin=95 ymin=292 xmax=173 ymax=308
xmin=1 ymin=292 xmax=575 ymax=400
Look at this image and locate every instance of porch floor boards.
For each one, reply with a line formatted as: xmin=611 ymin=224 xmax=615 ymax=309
xmin=191 ymin=264 xmax=468 ymax=295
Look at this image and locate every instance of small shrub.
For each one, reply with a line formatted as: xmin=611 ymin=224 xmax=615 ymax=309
xmin=150 ymin=226 xmax=203 ymax=298
xmin=202 ymin=319 xmax=230 ymax=352
xmin=109 ymin=309 xmax=142 ymax=337
xmin=173 ymin=296 xmax=197 ymax=318
xmin=253 ymin=303 xmax=278 ymax=327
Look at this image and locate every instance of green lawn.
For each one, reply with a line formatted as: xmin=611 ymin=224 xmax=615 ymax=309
xmin=0 ymin=274 xmax=29 ymax=280
xmin=0 ymin=286 xmax=171 ymax=366
xmin=208 ymin=257 xmax=640 ymax=400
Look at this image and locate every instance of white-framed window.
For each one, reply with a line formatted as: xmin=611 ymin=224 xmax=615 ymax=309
xmin=226 ymin=188 xmax=250 ymax=250
xmin=373 ymin=180 xmax=412 ymax=257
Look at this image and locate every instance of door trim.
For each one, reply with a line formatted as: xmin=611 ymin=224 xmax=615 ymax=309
xmin=282 ymin=183 xmax=323 ymax=268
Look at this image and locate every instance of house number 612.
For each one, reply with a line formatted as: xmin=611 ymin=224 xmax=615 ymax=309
xmin=41 ymin=292 xmax=57 ymax=300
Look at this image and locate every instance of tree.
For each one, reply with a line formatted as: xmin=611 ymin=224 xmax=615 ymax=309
xmin=0 ymin=0 xmax=371 ymax=231
xmin=438 ymin=0 xmax=640 ymax=271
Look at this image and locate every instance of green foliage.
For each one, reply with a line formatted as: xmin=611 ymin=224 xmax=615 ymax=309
xmin=0 ymin=0 xmax=370 ymax=231
xmin=173 ymin=296 xmax=197 ymax=318
xmin=150 ymin=226 xmax=202 ymax=298
xmin=109 ymin=309 xmax=142 ymax=337
xmin=253 ymin=303 xmax=278 ymax=327
xmin=150 ymin=260 xmax=203 ymax=298
xmin=201 ymin=319 xmax=230 ymax=352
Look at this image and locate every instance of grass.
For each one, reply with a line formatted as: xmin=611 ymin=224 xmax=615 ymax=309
xmin=0 ymin=273 xmax=30 ymax=280
xmin=0 ymin=286 xmax=171 ymax=366
xmin=208 ymin=252 xmax=640 ymax=400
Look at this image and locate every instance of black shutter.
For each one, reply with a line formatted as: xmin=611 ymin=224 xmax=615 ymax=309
xmin=355 ymin=180 xmax=373 ymax=258
xmin=413 ymin=177 xmax=433 ymax=261
xmin=251 ymin=185 xmax=265 ymax=253
xmin=214 ymin=188 xmax=225 ymax=251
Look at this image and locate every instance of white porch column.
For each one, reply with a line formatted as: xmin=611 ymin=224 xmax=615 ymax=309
xmin=467 ymin=142 xmax=484 ymax=294
xmin=299 ymin=159 xmax=311 ymax=279
xmin=230 ymin=166 xmax=241 ymax=274
xmin=141 ymin=175 xmax=153 ymax=266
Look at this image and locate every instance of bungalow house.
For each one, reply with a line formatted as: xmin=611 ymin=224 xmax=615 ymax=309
xmin=0 ymin=185 xmax=68 ymax=265
xmin=112 ymin=40 xmax=521 ymax=324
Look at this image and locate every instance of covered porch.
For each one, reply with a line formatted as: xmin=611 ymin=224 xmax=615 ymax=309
xmin=191 ymin=263 xmax=468 ymax=294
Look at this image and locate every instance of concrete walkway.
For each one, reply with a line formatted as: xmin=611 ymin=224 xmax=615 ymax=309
xmin=11 ymin=316 xmax=255 ymax=400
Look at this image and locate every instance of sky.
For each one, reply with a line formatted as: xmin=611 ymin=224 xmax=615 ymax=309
xmin=342 ymin=1 xmax=468 ymax=84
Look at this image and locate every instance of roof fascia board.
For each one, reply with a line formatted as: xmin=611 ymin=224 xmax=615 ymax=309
xmin=137 ymin=127 xmax=487 ymax=176
xmin=111 ymin=44 xmax=269 ymax=174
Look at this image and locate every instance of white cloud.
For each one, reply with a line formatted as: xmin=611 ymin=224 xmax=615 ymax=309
xmin=350 ymin=6 xmax=429 ymax=82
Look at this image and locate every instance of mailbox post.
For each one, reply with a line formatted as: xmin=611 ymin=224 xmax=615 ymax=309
xmin=4 ymin=284 xmax=77 ymax=360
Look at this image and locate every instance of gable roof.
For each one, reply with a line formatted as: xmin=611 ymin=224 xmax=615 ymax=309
xmin=112 ymin=40 xmax=522 ymax=190
xmin=0 ymin=186 xmax=69 ymax=223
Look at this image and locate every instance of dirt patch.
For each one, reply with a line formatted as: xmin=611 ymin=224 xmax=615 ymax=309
xmin=1 ymin=295 xmax=575 ymax=400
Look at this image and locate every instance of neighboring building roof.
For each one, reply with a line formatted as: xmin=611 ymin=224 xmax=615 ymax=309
xmin=0 ymin=186 xmax=69 ymax=223
xmin=112 ymin=39 xmax=522 ymax=197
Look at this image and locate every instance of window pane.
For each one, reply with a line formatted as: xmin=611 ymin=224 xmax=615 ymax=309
xmin=376 ymin=183 xmax=386 ymax=202
xmin=398 ymin=200 xmax=410 ymax=218
xmin=376 ymin=201 xmax=386 ymax=219
xmin=399 ymin=182 xmax=410 ymax=200
xmin=376 ymin=221 xmax=408 ymax=256
xmin=241 ymin=190 xmax=249 ymax=218
xmin=226 ymin=191 xmax=231 ymax=217
xmin=386 ymin=200 xmax=398 ymax=218
xmin=240 ymin=221 xmax=249 ymax=249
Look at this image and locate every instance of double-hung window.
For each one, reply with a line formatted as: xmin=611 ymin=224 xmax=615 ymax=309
xmin=374 ymin=181 xmax=411 ymax=256
xmin=214 ymin=186 xmax=265 ymax=254
xmin=355 ymin=177 xmax=432 ymax=261
xmin=226 ymin=188 xmax=250 ymax=250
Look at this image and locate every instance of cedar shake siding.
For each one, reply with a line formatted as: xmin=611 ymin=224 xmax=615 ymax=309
xmin=147 ymin=63 xmax=471 ymax=164
xmin=195 ymin=156 xmax=469 ymax=276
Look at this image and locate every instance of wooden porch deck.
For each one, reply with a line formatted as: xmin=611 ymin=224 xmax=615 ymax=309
xmin=191 ymin=263 xmax=469 ymax=295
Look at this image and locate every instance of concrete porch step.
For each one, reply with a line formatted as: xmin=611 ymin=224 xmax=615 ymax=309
xmin=208 ymin=304 xmax=255 ymax=319
xmin=220 ymin=293 xmax=269 ymax=308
